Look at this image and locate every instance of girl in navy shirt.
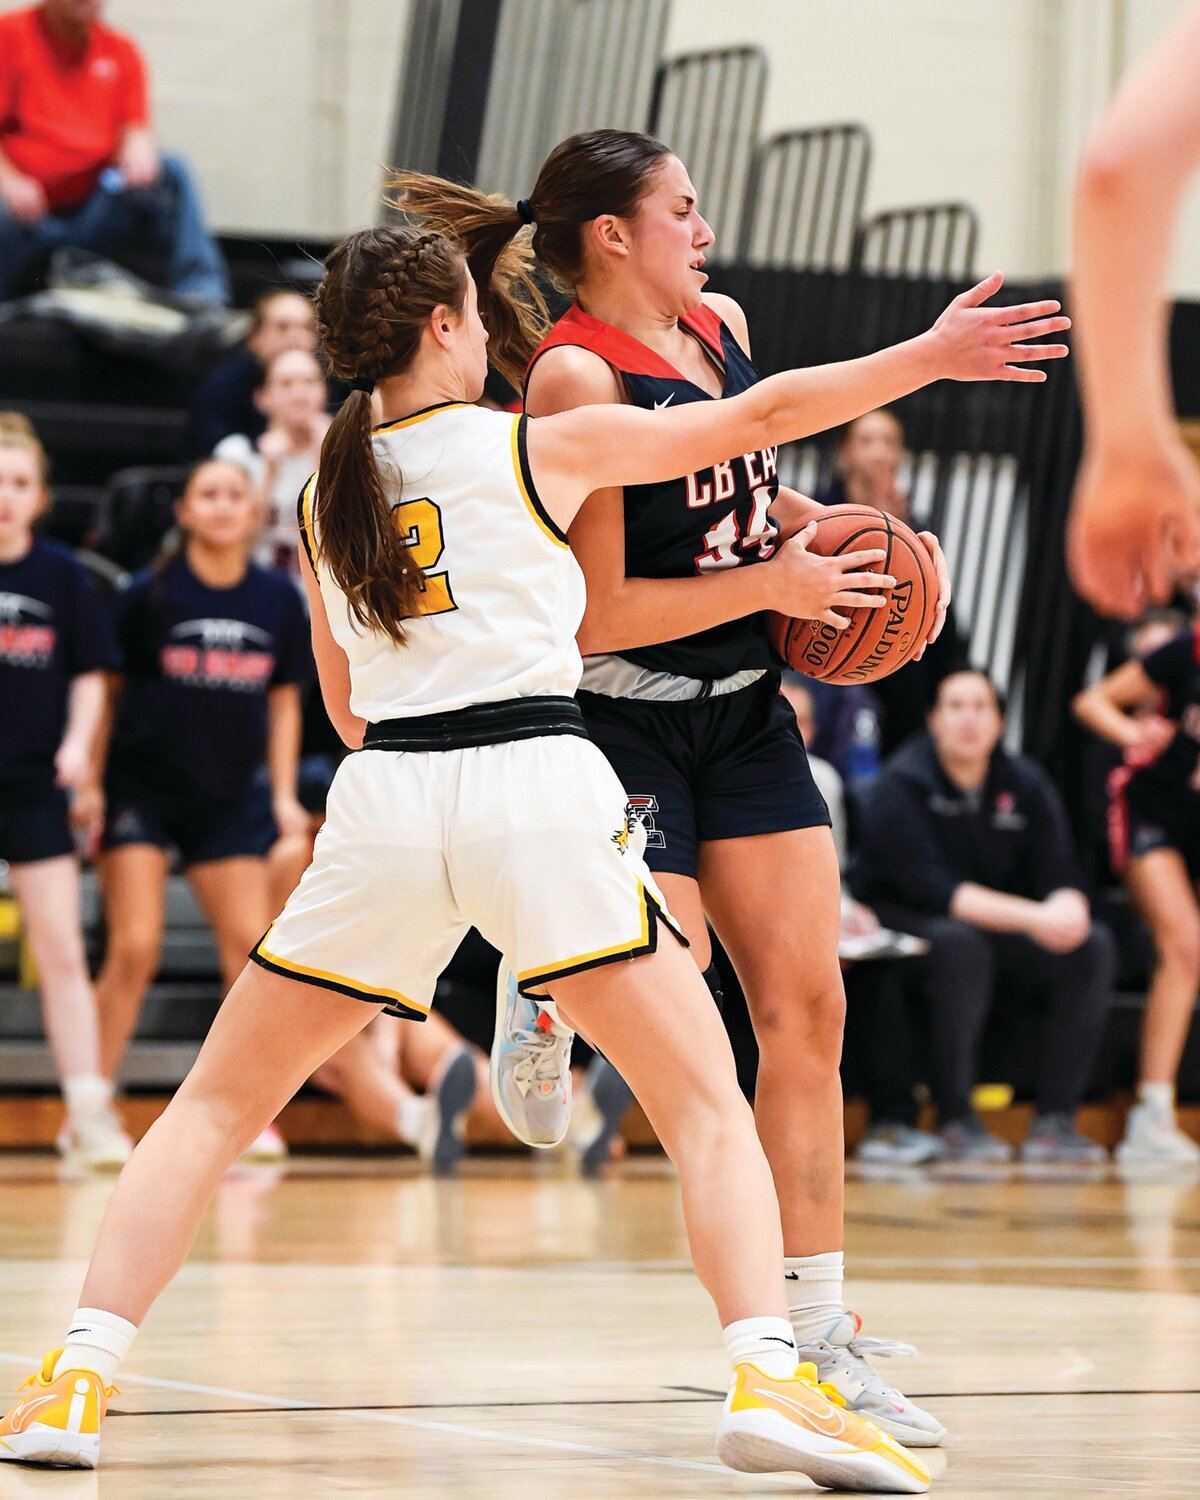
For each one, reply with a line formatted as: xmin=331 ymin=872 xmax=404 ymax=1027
xmin=0 ymin=414 xmax=130 ymax=1169
xmin=87 ymin=459 xmax=311 ymax=1136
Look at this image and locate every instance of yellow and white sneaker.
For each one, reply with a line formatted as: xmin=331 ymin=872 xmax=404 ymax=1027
xmin=716 ymin=1360 xmax=931 ymax=1493
xmin=0 ymin=1352 xmax=112 ymax=1468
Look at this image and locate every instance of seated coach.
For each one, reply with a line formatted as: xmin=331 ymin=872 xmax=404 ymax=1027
xmin=851 ymin=669 xmax=1114 ymax=1164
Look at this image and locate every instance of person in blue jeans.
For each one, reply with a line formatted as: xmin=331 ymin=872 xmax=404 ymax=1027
xmin=0 ymin=1 xmax=229 ymax=304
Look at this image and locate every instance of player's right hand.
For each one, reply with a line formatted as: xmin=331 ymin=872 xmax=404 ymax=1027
xmin=0 ymin=172 xmax=48 ymax=224
xmin=767 ymin=521 xmax=895 ymax=629
xmin=1067 ymin=439 xmax=1200 ymax=618
xmin=928 ymin=271 xmax=1071 ymax=384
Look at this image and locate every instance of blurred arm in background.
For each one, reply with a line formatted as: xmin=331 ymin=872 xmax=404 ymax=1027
xmin=1069 ymin=0 xmax=1200 ymax=617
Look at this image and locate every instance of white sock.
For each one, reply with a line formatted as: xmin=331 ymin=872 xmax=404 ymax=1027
xmin=54 ymin=1307 xmax=137 ymax=1386
xmin=784 ymin=1251 xmax=845 ymax=1345
xmin=62 ymin=1074 xmax=113 ymax=1120
xmin=1137 ymin=1082 xmax=1174 ymax=1119
xmin=397 ymin=1096 xmax=427 ymax=1146
xmin=723 ymin=1316 xmax=798 ymax=1380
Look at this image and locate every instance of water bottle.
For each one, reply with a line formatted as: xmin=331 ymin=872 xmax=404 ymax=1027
xmin=844 ymin=703 xmax=882 ymax=787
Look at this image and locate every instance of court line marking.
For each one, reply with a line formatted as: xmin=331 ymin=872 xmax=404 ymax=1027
xmin=0 ymin=1352 xmax=766 ymax=1482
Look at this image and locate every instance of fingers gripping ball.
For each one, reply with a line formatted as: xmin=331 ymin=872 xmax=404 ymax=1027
xmin=768 ymin=505 xmax=938 ymax=684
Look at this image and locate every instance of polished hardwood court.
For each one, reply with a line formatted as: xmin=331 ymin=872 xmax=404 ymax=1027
xmin=0 ymin=1151 xmax=1197 ymax=1498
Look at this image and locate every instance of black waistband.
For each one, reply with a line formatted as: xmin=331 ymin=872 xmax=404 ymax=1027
xmin=363 ymin=696 xmax=587 ymax=752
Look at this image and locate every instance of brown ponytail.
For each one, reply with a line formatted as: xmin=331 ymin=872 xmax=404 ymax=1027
xmin=313 ymin=225 xmax=467 ymax=644
xmin=389 ymin=131 xmax=671 ymax=376
xmin=386 ymin=172 xmax=550 ymax=389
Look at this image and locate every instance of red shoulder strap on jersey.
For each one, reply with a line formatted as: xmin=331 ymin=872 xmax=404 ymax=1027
xmin=1192 ymin=623 xmax=1200 ymax=665
xmin=680 ymin=301 xmax=725 ymax=359
xmin=526 ymin=302 xmax=728 ymax=386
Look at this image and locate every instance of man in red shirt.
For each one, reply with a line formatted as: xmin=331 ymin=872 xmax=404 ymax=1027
xmin=0 ymin=0 xmax=229 ymax=303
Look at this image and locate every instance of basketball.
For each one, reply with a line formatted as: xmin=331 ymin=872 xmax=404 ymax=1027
xmin=768 ymin=504 xmax=939 ymax=684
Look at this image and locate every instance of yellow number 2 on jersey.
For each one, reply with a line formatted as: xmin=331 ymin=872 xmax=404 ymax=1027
xmin=394 ymin=497 xmax=456 ymax=616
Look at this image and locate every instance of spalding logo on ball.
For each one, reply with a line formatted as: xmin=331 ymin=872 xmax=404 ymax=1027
xmin=767 ymin=504 xmax=938 ymax=685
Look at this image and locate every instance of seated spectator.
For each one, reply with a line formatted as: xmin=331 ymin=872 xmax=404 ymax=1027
xmin=818 ymin=409 xmax=969 ymax=754
xmin=188 ymin=288 xmax=317 ymax=456
xmin=0 ymin=0 xmax=229 ymax=304
xmin=851 ymin=669 xmax=1114 ymax=1164
xmin=781 ymin=676 xmax=940 ymax=1165
xmin=215 ymin=347 xmax=330 ymax=577
xmin=1073 ymin=616 xmax=1200 ymax=1165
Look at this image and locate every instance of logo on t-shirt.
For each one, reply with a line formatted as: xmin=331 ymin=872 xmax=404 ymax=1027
xmin=160 ymin=617 xmax=275 ymax=691
xmin=0 ymin=592 xmax=55 ymax=667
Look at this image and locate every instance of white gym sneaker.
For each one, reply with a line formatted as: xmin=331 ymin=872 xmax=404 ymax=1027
xmin=1116 ymin=1103 xmax=1200 ymax=1166
xmin=56 ymin=1108 xmax=133 ymax=1172
xmin=793 ymin=1313 xmax=947 ymax=1448
xmin=489 ymin=963 xmax=573 ymax=1148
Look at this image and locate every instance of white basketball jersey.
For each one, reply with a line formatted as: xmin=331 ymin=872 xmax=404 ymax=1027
xmin=300 ymin=402 xmax=586 ymax=721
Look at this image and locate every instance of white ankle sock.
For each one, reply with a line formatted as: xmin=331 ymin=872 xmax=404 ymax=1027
xmin=784 ymin=1251 xmax=845 ymax=1344
xmin=1138 ymin=1082 xmax=1174 ymax=1119
xmin=62 ymin=1075 xmax=113 ymax=1120
xmin=397 ymin=1096 xmax=427 ymax=1147
xmin=54 ymin=1307 xmax=137 ymax=1386
xmin=723 ymin=1316 xmax=798 ymax=1380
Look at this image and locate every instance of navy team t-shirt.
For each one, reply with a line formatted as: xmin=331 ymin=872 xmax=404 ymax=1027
xmin=0 ymin=537 xmax=119 ymax=791
xmin=109 ymin=553 xmax=312 ymax=804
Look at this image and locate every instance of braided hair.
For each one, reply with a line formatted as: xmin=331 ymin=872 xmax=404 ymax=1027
xmin=312 ymin=225 xmax=465 ymax=644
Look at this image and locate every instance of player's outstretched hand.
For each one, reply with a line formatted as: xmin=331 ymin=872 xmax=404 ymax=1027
xmin=1067 ymin=439 xmax=1200 ymax=618
xmin=930 ymin=271 xmax=1071 ymax=384
xmin=766 ymin=521 xmax=895 ymax=630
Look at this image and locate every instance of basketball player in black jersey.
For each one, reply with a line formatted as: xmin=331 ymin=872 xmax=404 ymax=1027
xmin=392 ymin=131 xmax=1068 ymax=1447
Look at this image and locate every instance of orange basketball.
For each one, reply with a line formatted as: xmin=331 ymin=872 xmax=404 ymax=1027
xmin=767 ymin=505 xmax=938 ymax=685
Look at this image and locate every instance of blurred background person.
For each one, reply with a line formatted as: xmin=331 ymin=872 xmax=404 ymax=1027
xmin=818 ymin=410 xmax=969 ymax=756
xmin=852 ymin=669 xmax=1113 ymax=1164
xmin=215 ymin=347 xmax=330 ymax=578
xmin=0 ymin=412 xmax=129 ymax=1167
xmin=0 ymin=0 xmax=229 ymax=304
xmin=1073 ymin=617 xmax=1200 ymax=1164
xmin=189 ymin=288 xmax=317 ymax=456
xmin=85 ymin=458 xmax=310 ymax=1161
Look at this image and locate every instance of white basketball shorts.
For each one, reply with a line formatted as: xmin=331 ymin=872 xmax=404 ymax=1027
xmin=250 ymin=735 xmax=686 ymax=1020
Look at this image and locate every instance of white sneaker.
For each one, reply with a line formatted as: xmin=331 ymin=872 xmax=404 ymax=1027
xmin=238 ymin=1123 xmax=288 ymax=1164
xmin=1116 ymin=1103 xmax=1200 ymax=1165
xmin=489 ymin=963 xmax=573 ymax=1148
xmin=56 ymin=1108 xmax=133 ymax=1172
xmin=857 ymin=1124 xmax=945 ymax=1167
xmin=794 ymin=1313 xmax=947 ymax=1448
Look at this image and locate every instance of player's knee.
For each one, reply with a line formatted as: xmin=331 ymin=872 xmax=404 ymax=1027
xmin=753 ymin=973 xmax=845 ymax=1060
xmin=103 ymin=929 xmax=161 ymax=986
xmin=1158 ymin=917 xmax=1200 ymax=977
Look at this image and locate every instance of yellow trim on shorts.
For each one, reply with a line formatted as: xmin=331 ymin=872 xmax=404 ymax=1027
xmin=516 ymin=882 xmax=687 ymax=988
xmin=511 ymin=415 xmax=570 ymax=549
xmin=251 ymin=925 xmax=430 ymax=1021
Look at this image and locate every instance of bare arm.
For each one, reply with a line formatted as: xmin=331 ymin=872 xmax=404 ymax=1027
xmin=528 ymin=274 xmax=1068 ymax=534
xmin=299 ymin=543 xmax=365 ymax=750
xmin=266 ymin=683 xmax=307 ymax=837
xmin=55 ymin=672 xmax=108 ymax=791
xmin=1072 ymin=658 xmax=1174 ymax=755
xmin=533 ymin=354 xmax=889 ymax=648
xmin=1068 ymin=0 xmax=1200 ymax=615
xmin=949 ymin=882 xmax=1043 ymax=936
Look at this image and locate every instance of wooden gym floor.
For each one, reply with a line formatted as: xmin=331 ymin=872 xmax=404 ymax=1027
xmin=0 ymin=1151 xmax=1197 ymax=1499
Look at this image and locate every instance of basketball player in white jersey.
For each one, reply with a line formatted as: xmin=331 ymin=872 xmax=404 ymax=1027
xmin=0 ymin=219 xmax=1064 ymax=1488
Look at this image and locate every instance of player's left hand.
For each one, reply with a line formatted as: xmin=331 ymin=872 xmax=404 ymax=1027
xmin=54 ymin=737 xmax=91 ymax=790
xmin=1067 ymin=438 xmax=1200 ymax=618
xmin=929 ymin=272 xmax=1071 ymax=384
xmin=69 ymin=783 xmax=105 ymax=839
xmin=912 ymin=530 xmax=950 ymax=659
xmin=273 ymin=794 xmax=311 ymax=841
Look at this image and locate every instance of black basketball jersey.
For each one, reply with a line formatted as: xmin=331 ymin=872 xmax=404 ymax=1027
xmin=1130 ymin=625 xmax=1200 ymax=799
xmin=527 ymin=302 xmax=779 ymax=681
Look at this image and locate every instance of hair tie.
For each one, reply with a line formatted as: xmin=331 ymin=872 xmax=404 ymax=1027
xmin=348 ymin=376 xmax=374 ymax=394
xmin=516 ymin=198 xmax=536 ymax=226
